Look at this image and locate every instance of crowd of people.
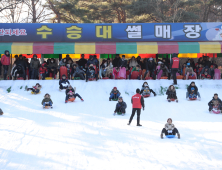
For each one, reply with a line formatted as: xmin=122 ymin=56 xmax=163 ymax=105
xmin=0 ymin=50 xmax=221 ymax=81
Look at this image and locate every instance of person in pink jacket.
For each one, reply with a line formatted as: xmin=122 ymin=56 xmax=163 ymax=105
xmin=1 ymin=50 xmax=10 ymax=80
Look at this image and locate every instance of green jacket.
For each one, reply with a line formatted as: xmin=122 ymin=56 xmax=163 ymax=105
xmin=41 ymin=98 xmax=53 ymax=105
xmin=131 ymin=67 xmax=140 ymax=72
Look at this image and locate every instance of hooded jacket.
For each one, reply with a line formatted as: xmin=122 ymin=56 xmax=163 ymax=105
xmin=208 ymin=97 xmax=222 ymax=106
xmin=1 ymin=50 xmax=10 ymax=65
xmin=114 ymin=101 xmax=127 ymax=112
xmin=59 ymin=59 xmax=67 ymax=67
xmin=41 ymin=95 xmax=53 ymax=105
xmin=48 ymin=59 xmax=57 ymax=68
xmin=166 ymin=86 xmax=176 ymax=96
xmin=59 ymin=76 xmax=70 ymax=86
xmin=30 ymin=57 xmax=40 ymax=69
xmin=187 ymin=83 xmax=198 ymax=94
xmin=110 ymin=89 xmax=121 ymax=95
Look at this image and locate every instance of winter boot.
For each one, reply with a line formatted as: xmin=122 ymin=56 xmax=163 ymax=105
xmin=122 ymin=113 xmax=125 ymax=116
xmin=168 ymin=99 xmax=171 ymax=102
xmin=176 ymin=100 xmax=178 ymax=103
xmin=154 ymin=92 xmax=156 ymax=96
xmin=81 ymin=98 xmax=84 ymax=101
xmin=161 ymin=133 xmax=163 ymax=139
xmin=127 ymin=122 xmax=131 ymax=125
xmin=109 ymin=98 xmax=111 ymax=101
xmin=177 ymin=133 xmax=180 ymax=139
xmin=113 ymin=112 xmax=116 ymax=116
xmin=51 ymin=106 xmax=53 ymax=109
xmin=137 ymin=124 xmax=142 ymax=126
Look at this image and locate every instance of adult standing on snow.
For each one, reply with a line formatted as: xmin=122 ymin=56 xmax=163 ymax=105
xmin=128 ymin=89 xmax=144 ymax=126
xmin=1 ymin=50 xmax=10 ymax=80
xmin=170 ymin=53 xmax=180 ymax=85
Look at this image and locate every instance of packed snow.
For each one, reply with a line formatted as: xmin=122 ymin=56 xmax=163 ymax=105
xmin=0 ymin=80 xmax=222 ymax=170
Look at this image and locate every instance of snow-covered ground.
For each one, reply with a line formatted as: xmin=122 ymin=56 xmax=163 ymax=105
xmin=0 ymin=80 xmax=222 ymax=170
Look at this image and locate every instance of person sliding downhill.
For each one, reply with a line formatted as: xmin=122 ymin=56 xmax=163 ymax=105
xmin=65 ymin=85 xmax=84 ymax=103
xmin=140 ymin=82 xmax=156 ymax=97
xmin=166 ymin=85 xmax=178 ymax=102
xmin=114 ymin=96 xmax=127 ymax=116
xmin=186 ymin=81 xmax=201 ymax=100
xmin=59 ymin=74 xmax=70 ymax=91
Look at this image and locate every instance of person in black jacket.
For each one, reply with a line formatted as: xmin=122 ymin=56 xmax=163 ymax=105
xmin=114 ymin=96 xmax=127 ymax=116
xmin=208 ymin=93 xmax=222 ymax=112
xmin=120 ymin=55 xmax=127 ymax=68
xmin=0 ymin=108 xmax=3 ymax=115
xmin=186 ymin=81 xmax=201 ymax=100
xmin=140 ymin=82 xmax=156 ymax=96
xmin=78 ymin=54 xmax=87 ymax=71
xmin=71 ymin=64 xmax=85 ymax=80
xmin=65 ymin=85 xmax=84 ymax=103
xmin=112 ymin=54 xmax=122 ymax=68
xmin=144 ymin=58 xmax=156 ymax=79
xmin=11 ymin=63 xmax=26 ymax=80
xmin=59 ymin=74 xmax=70 ymax=90
xmin=86 ymin=64 xmax=98 ymax=82
xmin=166 ymin=85 xmax=178 ymax=102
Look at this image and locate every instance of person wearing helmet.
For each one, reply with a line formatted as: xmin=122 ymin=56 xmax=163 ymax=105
xmin=42 ymin=93 xmax=53 ymax=109
xmin=59 ymin=74 xmax=70 ymax=90
xmin=71 ymin=63 xmax=85 ymax=80
xmin=160 ymin=118 xmax=180 ymax=139
xmin=186 ymin=82 xmax=201 ymax=100
xmin=140 ymin=82 xmax=156 ymax=96
xmin=208 ymin=93 xmax=222 ymax=113
xmin=65 ymin=85 xmax=84 ymax=103
xmin=109 ymin=87 xmax=121 ymax=101
xmin=114 ymin=96 xmax=127 ymax=116
xmin=26 ymin=83 xmax=42 ymax=94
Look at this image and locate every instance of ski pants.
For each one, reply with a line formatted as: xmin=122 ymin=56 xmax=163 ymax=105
xmin=161 ymin=128 xmax=179 ymax=135
xmin=129 ymin=108 xmax=141 ymax=125
xmin=43 ymin=101 xmax=52 ymax=107
xmin=110 ymin=93 xmax=120 ymax=99
xmin=186 ymin=92 xmax=200 ymax=98
xmin=65 ymin=93 xmax=82 ymax=101
xmin=3 ymin=65 xmax=9 ymax=80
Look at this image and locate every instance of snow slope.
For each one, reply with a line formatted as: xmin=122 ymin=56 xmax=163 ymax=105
xmin=0 ymin=80 xmax=222 ymax=170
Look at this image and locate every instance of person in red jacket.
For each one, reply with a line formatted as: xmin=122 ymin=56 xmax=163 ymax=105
xmin=170 ymin=53 xmax=180 ymax=85
xmin=1 ymin=50 xmax=10 ymax=80
xmin=128 ymin=88 xmax=145 ymax=126
xmin=39 ymin=62 xmax=48 ymax=80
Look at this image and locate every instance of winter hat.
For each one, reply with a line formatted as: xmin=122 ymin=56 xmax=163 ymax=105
xmin=68 ymin=85 xmax=72 ymax=88
xmin=191 ymin=87 xmax=195 ymax=91
xmin=149 ymin=58 xmax=153 ymax=61
xmin=44 ymin=93 xmax=50 ymax=98
xmin=118 ymin=96 xmax=123 ymax=99
xmin=113 ymin=87 xmax=117 ymax=90
xmin=187 ymin=63 xmax=190 ymax=66
xmin=136 ymin=88 xmax=140 ymax=93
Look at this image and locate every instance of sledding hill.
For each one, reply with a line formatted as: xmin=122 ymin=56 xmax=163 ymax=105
xmin=0 ymin=80 xmax=222 ymax=170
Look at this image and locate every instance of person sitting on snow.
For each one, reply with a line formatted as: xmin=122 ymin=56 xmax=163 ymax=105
xmin=0 ymin=108 xmax=3 ymax=115
xmin=26 ymin=83 xmax=42 ymax=94
xmin=140 ymin=82 xmax=156 ymax=97
xmin=86 ymin=64 xmax=98 ymax=82
xmin=59 ymin=74 xmax=70 ymax=90
xmin=114 ymin=96 xmax=127 ymax=116
xmin=160 ymin=118 xmax=180 ymax=139
xmin=109 ymin=87 xmax=121 ymax=101
xmin=65 ymin=85 xmax=84 ymax=103
xmin=71 ymin=64 xmax=85 ymax=80
xmin=186 ymin=81 xmax=201 ymax=100
xmin=42 ymin=93 xmax=53 ymax=109
xmin=208 ymin=93 xmax=222 ymax=113
xmin=185 ymin=63 xmax=197 ymax=80
xmin=166 ymin=85 xmax=178 ymax=102
xmin=129 ymin=65 xmax=141 ymax=80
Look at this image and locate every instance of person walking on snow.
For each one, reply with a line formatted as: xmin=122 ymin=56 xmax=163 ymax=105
xmin=128 ymin=88 xmax=145 ymax=126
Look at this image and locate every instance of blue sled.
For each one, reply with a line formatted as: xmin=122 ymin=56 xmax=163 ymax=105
xmin=166 ymin=135 xmax=175 ymax=138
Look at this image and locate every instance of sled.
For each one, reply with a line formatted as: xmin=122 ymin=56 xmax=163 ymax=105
xmin=118 ymin=67 xmax=126 ymax=79
xmin=189 ymin=98 xmax=197 ymax=100
xmin=45 ymin=77 xmax=53 ymax=80
xmin=166 ymin=135 xmax=175 ymax=138
xmin=131 ymin=71 xmax=142 ymax=80
xmin=168 ymin=99 xmax=175 ymax=101
xmin=111 ymin=98 xmax=118 ymax=101
xmin=44 ymin=106 xmax=52 ymax=109
xmin=177 ymin=75 xmax=184 ymax=79
xmin=214 ymin=69 xmax=221 ymax=80
xmin=188 ymin=75 xmax=196 ymax=79
xmin=68 ymin=98 xmax=75 ymax=102
xmin=31 ymin=91 xmax=41 ymax=94
xmin=117 ymin=112 xmax=125 ymax=115
xmin=73 ymin=77 xmax=80 ymax=80
xmin=0 ymin=112 xmax=3 ymax=115
xmin=60 ymin=66 xmax=68 ymax=79
xmin=88 ymin=78 xmax=96 ymax=81
xmin=212 ymin=106 xmax=221 ymax=114
xmin=17 ymin=77 xmax=24 ymax=80
xmin=160 ymin=76 xmax=168 ymax=79
xmin=143 ymin=94 xmax=150 ymax=98
xmin=145 ymin=77 xmax=153 ymax=80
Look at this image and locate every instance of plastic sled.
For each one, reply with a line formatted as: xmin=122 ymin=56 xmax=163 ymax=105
xmin=160 ymin=76 xmax=168 ymax=79
xmin=74 ymin=77 xmax=80 ymax=80
xmin=177 ymin=75 xmax=184 ymax=79
xmin=68 ymin=98 xmax=75 ymax=102
xmin=17 ymin=77 xmax=24 ymax=80
xmin=131 ymin=71 xmax=141 ymax=80
xmin=189 ymin=98 xmax=197 ymax=100
xmin=45 ymin=77 xmax=53 ymax=80
xmin=212 ymin=109 xmax=221 ymax=114
xmin=88 ymin=78 xmax=96 ymax=81
xmin=60 ymin=66 xmax=68 ymax=78
xmin=145 ymin=77 xmax=153 ymax=80
xmin=168 ymin=99 xmax=175 ymax=101
xmin=118 ymin=67 xmax=126 ymax=79
xmin=44 ymin=106 xmax=52 ymax=109
xmin=188 ymin=75 xmax=196 ymax=79
xmin=102 ymin=77 xmax=109 ymax=79
xmin=214 ymin=69 xmax=221 ymax=80
xmin=0 ymin=112 xmax=3 ymax=115
xmin=112 ymin=98 xmax=118 ymax=101
xmin=166 ymin=135 xmax=175 ymax=138
xmin=117 ymin=112 xmax=124 ymax=115
xmin=31 ymin=91 xmax=41 ymax=94
xmin=143 ymin=94 xmax=150 ymax=98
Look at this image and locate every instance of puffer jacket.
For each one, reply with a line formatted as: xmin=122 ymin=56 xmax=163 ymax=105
xmin=1 ymin=50 xmax=10 ymax=65
xmin=114 ymin=101 xmax=127 ymax=112
xmin=165 ymin=123 xmax=175 ymax=130
xmin=48 ymin=59 xmax=57 ymax=69
xmin=39 ymin=63 xmax=47 ymax=74
xmin=166 ymin=86 xmax=176 ymax=96
xmin=30 ymin=58 xmax=40 ymax=69
xmin=110 ymin=89 xmax=121 ymax=95
xmin=41 ymin=98 xmax=53 ymax=105
xmin=59 ymin=59 xmax=67 ymax=67
xmin=72 ymin=67 xmax=85 ymax=77
xmin=208 ymin=97 xmax=222 ymax=106
xmin=187 ymin=83 xmax=198 ymax=94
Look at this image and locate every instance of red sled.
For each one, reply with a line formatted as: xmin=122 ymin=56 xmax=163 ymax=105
xmin=60 ymin=66 xmax=68 ymax=79
xmin=188 ymin=76 xmax=196 ymax=79
xmin=145 ymin=77 xmax=153 ymax=80
xmin=189 ymin=98 xmax=197 ymax=100
xmin=17 ymin=77 xmax=24 ymax=80
xmin=170 ymin=99 xmax=175 ymax=101
xmin=160 ymin=76 xmax=168 ymax=79
xmin=212 ymin=110 xmax=221 ymax=114
xmin=88 ymin=78 xmax=96 ymax=81
xmin=143 ymin=94 xmax=150 ymax=98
